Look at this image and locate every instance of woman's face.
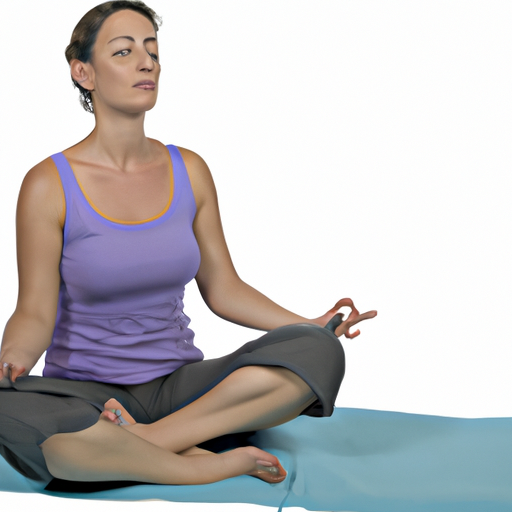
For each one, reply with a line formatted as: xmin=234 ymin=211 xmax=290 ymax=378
xmin=87 ymin=9 xmax=160 ymax=115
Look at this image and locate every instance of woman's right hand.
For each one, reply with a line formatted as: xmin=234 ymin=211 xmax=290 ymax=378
xmin=0 ymin=362 xmax=13 ymax=388
xmin=0 ymin=356 xmax=27 ymax=387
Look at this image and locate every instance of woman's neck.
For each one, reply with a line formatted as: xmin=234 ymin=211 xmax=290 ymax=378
xmin=82 ymin=108 xmax=155 ymax=171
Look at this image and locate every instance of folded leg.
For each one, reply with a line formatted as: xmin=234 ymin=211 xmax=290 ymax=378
xmin=41 ymin=416 xmax=286 ymax=485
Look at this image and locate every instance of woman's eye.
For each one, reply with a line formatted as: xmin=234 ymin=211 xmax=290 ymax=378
xmin=149 ymin=52 xmax=158 ymax=62
xmin=114 ymin=49 xmax=130 ymax=57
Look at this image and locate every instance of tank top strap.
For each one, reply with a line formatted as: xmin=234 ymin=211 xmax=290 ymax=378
xmin=50 ymin=152 xmax=83 ymax=245
xmin=50 ymin=151 xmax=80 ymax=201
xmin=167 ymin=144 xmax=182 ymax=167
xmin=166 ymin=144 xmax=196 ymax=217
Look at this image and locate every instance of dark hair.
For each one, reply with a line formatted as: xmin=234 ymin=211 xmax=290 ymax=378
xmin=65 ymin=1 xmax=162 ymax=113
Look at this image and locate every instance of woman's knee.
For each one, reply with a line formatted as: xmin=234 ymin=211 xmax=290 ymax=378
xmin=289 ymin=325 xmax=346 ymax=378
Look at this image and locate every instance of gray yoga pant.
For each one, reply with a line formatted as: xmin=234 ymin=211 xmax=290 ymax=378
xmin=0 ymin=324 xmax=345 ymax=483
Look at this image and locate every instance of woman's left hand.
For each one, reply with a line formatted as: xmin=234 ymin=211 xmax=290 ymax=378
xmin=312 ymin=298 xmax=377 ymax=339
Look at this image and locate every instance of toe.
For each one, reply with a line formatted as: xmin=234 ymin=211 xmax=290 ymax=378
xmin=251 ymin=464 xmax=287 ymax=483
xmin=103 ymin=398 xmax=136 ymax=425
xmin=100 ymin=409 xmax=121 ymax=424
xmin=250 ymin=455 xmax=287 ymax=483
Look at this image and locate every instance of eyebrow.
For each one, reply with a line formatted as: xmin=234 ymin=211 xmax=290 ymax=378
xmin=107 ymin=36 xmax=157 ymax=44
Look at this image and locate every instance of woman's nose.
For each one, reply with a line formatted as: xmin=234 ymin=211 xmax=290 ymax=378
xmin=138 ymin=47 xmax=156 ymax=72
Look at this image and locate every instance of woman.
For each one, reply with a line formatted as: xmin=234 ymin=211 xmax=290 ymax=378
xmin=0 ymin=0 xmax=376 ymax=487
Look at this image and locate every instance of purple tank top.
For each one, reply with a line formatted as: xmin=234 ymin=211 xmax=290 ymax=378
xmin=43 ymin=145 xmax=204 ymax=384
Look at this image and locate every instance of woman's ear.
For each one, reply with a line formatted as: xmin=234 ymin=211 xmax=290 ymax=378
xmin=70 ymin=59 xmax=94 ymax=90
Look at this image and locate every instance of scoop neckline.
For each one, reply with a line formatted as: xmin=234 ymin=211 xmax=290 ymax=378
xmin=60 ymin=148 xmax=174 ymax=226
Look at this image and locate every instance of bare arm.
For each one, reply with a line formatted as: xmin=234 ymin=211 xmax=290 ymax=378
xmin=0 ymin=158 xmax=64 ymax=383
xmin=181 ymin=148 xmax=377 ymax=335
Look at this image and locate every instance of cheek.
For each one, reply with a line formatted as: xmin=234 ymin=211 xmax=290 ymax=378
xmin=95 ymin=65 xmax=129 ymax=93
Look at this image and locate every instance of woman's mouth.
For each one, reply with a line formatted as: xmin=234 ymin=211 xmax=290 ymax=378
xmin=133 ymin=80 xmax=156 ymax=90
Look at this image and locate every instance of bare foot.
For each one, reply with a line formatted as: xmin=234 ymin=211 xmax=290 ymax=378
xmin=236 ymin=446 xmax=287 ymax=483
xmin=101 ymin=398 xmax=136 ymax=425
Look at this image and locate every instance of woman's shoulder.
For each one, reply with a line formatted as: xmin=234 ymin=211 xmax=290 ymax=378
xmin=174 ymin=146 xmax=217 ymax=206
xmin=175 ymin=146 xmax=210 ymax=177
xmin=18 ymin=156 xmax=64 ymax=226
xmin=21 ymin=156 xmax=62 ymax=195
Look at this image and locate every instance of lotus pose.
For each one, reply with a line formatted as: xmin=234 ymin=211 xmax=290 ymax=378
xmin=0 ymin=0 xmax=376 ymax=487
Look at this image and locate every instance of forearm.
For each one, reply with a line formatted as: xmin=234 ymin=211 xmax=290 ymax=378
xmin=199 ymin=275 xmax=318 ymax=331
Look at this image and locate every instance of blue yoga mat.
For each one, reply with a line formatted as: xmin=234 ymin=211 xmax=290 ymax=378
xmin=1 ymin=408 xmax=511 ymax=511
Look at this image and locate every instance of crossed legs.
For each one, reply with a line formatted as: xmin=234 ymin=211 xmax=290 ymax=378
xmin=40 ymin=366 xmax=316 ymax=485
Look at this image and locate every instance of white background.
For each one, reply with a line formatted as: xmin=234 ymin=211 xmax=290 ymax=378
xmin=1 ymin=1 xmax=511 ymax=511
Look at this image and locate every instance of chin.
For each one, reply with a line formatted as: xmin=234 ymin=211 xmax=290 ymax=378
xmin=117 ymin=98 xmax=159 ymax=115
xmin=98 ymin=87 xmax=159 ymax=115
xmin=137 ymin=94 xmax=159 ymax=113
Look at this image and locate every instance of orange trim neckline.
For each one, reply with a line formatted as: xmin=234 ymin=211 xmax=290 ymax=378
xmin=71 ymin=151 xmax=174 ymax=225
